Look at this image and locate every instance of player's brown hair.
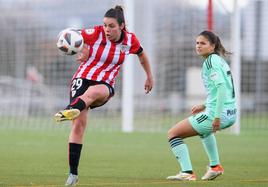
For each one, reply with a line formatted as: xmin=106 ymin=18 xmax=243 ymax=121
xmin=104 ymin=5 xmax=126 ymax=31
xmin=199 ymin=30 xmax=231 ymax=56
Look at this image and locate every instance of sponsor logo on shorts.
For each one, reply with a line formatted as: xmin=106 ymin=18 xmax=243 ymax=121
xmin=227 ymin=109 xmax=236 ymax=116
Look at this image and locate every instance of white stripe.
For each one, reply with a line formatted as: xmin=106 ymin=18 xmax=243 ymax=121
xmin=76 ymin=32 xmax=103 ymax=78
xmin=107 ymin=66 xmax=121 ymax=86
xmin=86 ymin=40 xmax=111 ymax=79
xmin=96 ymin=44 xmax=121 ymax=82
xmin=126 ymin=33 xmax=132 ymax=55
xmin=106 ymin=34 xmax=132 ymax=85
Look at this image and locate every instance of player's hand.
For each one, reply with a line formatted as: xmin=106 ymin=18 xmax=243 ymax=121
xmin=191 ymin=104 xmax=205 ymax=115
xmin=144 ymin=76 xmax=153 ymax=94
xmin=76 ymin=44 xmax=90 ymax=63
xmin=212 ymin=118 xmax=221 ymax=133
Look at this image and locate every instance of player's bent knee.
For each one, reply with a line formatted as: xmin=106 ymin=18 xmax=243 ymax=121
xmin=83 ymin=89 xmax=107 ymax=103
xmin=168 ymin=128 xmax=180 ymax=140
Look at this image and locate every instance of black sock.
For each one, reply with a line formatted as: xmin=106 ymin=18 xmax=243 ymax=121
xmin=210 ymin=165 xmax=218 ymax=168
xmin=69 ymin=143 xmax=83 ymax=175
xmin=67 ymin=98 xmax=86 ymax=111
xmin=182 ymin=170 xmax=193 ymax=174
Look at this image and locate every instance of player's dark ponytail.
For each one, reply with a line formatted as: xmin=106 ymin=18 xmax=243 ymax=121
xmin=199 ymin=30 xmax=231 ymax=56
xmin=104 ymin=5 xmax=126 ymax=31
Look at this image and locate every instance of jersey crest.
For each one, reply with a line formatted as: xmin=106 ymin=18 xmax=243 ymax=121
xmin=120 ymin=44 xmax=128 ymax=53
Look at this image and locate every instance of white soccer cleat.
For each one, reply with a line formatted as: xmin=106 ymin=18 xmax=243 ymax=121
xmin=166 ymin=172 xmax=197 ymax=181
xmin=65 ymin=173 xmax=78 ymax=186
xmin=54 ymin=108 xmax=80 ymax=122
xmin=201 ymin=165 xmax=224 ymax=180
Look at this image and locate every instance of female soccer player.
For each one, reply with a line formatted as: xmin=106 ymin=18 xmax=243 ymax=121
xmin=166 ymin=30 xmax=236 ymax=181
xmin=54 ymin=5 xmax=153 ymax=186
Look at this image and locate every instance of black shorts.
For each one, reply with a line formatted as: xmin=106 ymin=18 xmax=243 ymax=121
xmin=70 ymin=78 xmax=115 ymax=109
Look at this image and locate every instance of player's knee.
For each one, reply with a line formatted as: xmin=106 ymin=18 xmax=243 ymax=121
xmin=80 ymin=93 xmax=96 ymax=106
xmin=83 ymin=89 xmax=103 ymax=103
xmin=168 ymin=128 xmax=177 ymax=140
xmin=168 ymin=127 xmax=185 ymax=140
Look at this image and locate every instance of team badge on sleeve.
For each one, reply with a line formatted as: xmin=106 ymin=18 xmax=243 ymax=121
xmin=85 ymin=29 xmax=95 ymax=35
xmin=209 ymin=71 xmax=219 ymax=81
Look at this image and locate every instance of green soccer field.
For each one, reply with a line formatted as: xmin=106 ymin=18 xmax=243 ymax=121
xmin=0 ymin=127 xmax=267 ymax=187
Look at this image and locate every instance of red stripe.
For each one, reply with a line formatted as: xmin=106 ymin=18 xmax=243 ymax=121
xmin=74 ymin=28 xmax=99 ymax=79
xmin=73 ymin=48 xmax=91 ymax=79
xmin=73 ymin=44 xmax=93 ymax=79
xmin=81 ymin=32 xmax=106 ymax=78
xmin=70 ymin=97 xmax=79 ymax=105
xmin=109 ymin=66 xmax=121 ymax=86
xmin=207 ymin=0 xmax=213 ymax=31
xmin=103 ymin=53 xmax=125 ymax=84
xmin=129 ymin=34 xmax=141 ymax=54
xmin=88 ymin=45 xmax=93 ymax=59
xmin=101 ymin=33 xmax=129 ymax=84
xmin=91 ymin=42 xmax=116 ymax=80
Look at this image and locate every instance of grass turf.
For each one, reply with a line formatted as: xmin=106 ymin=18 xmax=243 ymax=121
xmin=0 ymin=128 xmax=267 ymax=187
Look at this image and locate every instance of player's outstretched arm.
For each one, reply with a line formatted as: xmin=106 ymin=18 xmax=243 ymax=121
xmin=138 ymin=51 xmax=153 ymax=94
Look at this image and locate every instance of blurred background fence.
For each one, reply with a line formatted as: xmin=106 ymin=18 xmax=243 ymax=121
xmin=0 ymin=0 xmax=267 ymax=134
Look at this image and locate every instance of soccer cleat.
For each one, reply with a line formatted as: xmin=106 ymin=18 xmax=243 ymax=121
xmin=54 ymin=108 xmax=80 ymax=122
xmin=65 ymin=173 xmax=78 ymax=186
xmin=201 ymin=165 xmax=224 ymax=180
xmin=166 ymin=172 xmax=197 ymax=181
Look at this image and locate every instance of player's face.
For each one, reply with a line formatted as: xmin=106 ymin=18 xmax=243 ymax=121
xmin=195 ymin=35 xmax=215 ymax=58
xmin=103 ymin=17 xmax=124 ymax=42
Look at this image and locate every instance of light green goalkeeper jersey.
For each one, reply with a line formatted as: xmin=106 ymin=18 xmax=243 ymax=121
xmin=202 ymin=53 xmax=236 ymax=118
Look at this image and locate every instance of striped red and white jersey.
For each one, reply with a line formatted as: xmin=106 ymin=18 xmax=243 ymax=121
xmin=73 ymin=25 xmax=142 ymax=87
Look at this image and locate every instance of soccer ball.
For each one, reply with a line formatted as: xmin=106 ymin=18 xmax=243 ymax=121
xmin=56 ymin=29 xmax=84 ymax=55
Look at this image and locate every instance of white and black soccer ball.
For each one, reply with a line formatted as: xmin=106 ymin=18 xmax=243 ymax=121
xmin=56 ymin=29 xmax=84 ymax=55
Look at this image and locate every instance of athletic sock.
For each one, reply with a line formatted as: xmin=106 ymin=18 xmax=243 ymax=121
xmin=67 ymin=98 xmax=86 ymax=111
xmin=201 ymin=133 xmax=220 ymax=166
xmin=211 ymin=165 xmax=219 ymax=168
xmin=169 ymin=137 xmax=193 ymax=172
xmin=69 ymin=143 xmax=83 ymax=175
xmin=183 ymin=170 xmax=193 ymax=174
